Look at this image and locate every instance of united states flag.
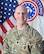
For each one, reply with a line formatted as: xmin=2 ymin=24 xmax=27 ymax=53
xmin=0 ymin=0 xmax=18 ymax=54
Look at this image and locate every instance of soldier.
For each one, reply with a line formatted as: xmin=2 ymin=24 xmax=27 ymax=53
xmin=2 ymin=5 xmax=43 ymax=54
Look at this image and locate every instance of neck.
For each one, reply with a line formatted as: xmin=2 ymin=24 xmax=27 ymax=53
xmin=17 ymin=23 xmax=27 ymax=30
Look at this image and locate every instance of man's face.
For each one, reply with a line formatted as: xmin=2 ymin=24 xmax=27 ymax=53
xmin=14 ymin=6 xmax=27 ymax=25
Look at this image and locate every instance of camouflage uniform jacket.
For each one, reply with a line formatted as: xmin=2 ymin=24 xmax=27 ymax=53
xmin=2 ymin=24 xmax=42 ymax=54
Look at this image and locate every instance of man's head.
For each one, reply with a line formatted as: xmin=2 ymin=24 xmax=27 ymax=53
xmin=14 ymin=5 xmax=28 ymax=25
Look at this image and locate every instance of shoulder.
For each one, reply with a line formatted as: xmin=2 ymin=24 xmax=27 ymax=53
xmin=3 ymin=27 xmax=17 ymax=40
xmin=28 ymin=24 xmax=40 ymax=34
xmin=27 ymin=24 xmax=42 ymax=38
xmin=28 ymin=24 xmax=37 ymax=33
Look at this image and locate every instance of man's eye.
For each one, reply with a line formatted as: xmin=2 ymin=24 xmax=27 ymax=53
xmin=17 ymin=13 xmax=20 ymax=14
xmin=22 ymin=13 xmax=26 ymax=15
xmin=22 ymin=13 xmax=24 ymax=14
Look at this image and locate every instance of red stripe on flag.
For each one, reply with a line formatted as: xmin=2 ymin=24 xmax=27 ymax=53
xmin=0 ymin=36 xmax=3 ymax=45
xmin=0 ymin=26 xmax=1 ymax=28
xmin=1 ymin=25 xmax=7 ymax=34
xmin=0 ymin=50 xmax=2 ymax=54
xmin=6 ymin=19 xmax=14 ymax=28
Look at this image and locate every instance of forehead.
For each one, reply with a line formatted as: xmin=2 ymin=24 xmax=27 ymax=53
xmin=15 ymin=6 xmax=27 ymax=13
